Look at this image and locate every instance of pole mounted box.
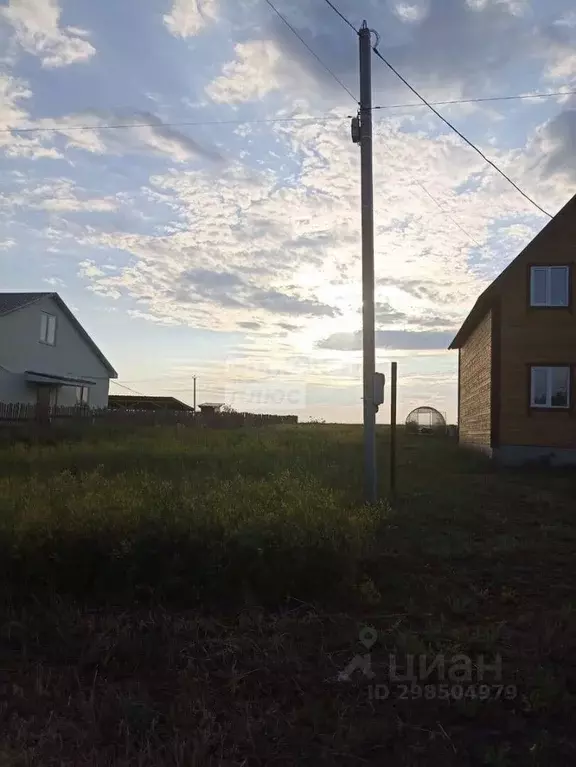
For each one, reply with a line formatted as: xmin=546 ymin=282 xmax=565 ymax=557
xmin=373 ymin=372 xmax=385 ymax=407
xmin=351 ymin=116 xmax=361 ymax=144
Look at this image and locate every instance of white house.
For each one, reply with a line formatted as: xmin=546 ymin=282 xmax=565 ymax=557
xmin=0 ymin=292 xmax=117 ymax=410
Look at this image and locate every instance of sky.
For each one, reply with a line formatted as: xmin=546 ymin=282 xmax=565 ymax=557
xmin=0 ymin=0 xmax=575 ymax=423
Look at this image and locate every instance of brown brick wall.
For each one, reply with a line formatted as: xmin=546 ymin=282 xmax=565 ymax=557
xmin=459 ymin=310 xmax=492 ymax=446
xmin=499 ymin=255 xmax=576 ymax=448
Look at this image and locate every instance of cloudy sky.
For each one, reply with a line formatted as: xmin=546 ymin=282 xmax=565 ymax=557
xmin=0 ymin=0 xmax=575 ymax=422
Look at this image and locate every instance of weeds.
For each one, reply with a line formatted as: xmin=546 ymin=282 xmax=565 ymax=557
xmin=1 ymin=426 xmax=576 ymax=764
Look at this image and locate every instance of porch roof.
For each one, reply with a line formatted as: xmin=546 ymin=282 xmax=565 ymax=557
xmin=25 ymin=371 xmax=96 ymax=387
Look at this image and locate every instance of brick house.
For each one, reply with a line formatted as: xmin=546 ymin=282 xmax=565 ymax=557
xmin=449 ymin=193 xmax=576 ymax=465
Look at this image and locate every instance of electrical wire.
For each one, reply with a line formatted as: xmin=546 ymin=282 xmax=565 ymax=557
xmin=377 ymin=128 xmax=487 ymax=254
xmin=319 ymin=0 xmax=359 ymax=33
xmin=2 ymin=90 xmax=573 ymax=135
xmin=111 ymin=380 xmax=145 ymax=395
xmin=263 ymin=0 xmax=358 ymax=103
xmin=371 ymin=45 xmax=553 ymax=219
xmin=414 ymin=179 xmax=486 ymax=252
xmin=372 ymin=89 xmax=576 ymax=112
xmin=2 ymin=114 xmax=347 ymax=134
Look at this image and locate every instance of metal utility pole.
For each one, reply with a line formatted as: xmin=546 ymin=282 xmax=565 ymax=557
xmin=356 ymin=21 xmax=377 ymax=503
xmin=193 ymin=375 xmax=197 ymax=412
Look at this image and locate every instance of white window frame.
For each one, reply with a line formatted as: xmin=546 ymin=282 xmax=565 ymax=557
xmin=40 ymin=312 xmax=57 ymax=345
xmin=76 ymin=386 xmax=90 ymax=406
xmin=530 ymin=266 xmax=570 ymax=307
xmin=530 ymin=366 xmax=571 ymax=409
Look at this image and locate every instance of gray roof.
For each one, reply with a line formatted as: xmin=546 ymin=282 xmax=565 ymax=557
xmin=0 ymin=292 xmax=117 ymax=378
xmin=0 ymin=292 xmax=50 ymax=316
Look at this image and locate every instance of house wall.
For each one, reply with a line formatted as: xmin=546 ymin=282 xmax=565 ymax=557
xmin=498 ymin=207 xmax=576 ymax=449
xmin=0 ymin=296 xmax=111 ymax=408
xmin=459 ymin=310 xmax=492 ymax=447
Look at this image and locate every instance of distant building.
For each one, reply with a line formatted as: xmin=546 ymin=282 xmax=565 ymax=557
xmin=0 ymin=292 xmax=117 ymax=413
xmin=198 ymin=402 xmax=224 ymax=415
xmin=109 ymin=395 xmax=194 ymax=411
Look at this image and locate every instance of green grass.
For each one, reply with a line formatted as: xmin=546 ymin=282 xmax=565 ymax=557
xmin=0 ymin=425 xmax=384 ymax=606
xmin=1 ymin=425 xmax=576 ymax=765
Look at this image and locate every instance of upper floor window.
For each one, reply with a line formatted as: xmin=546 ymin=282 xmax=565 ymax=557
xmin=40 ymin=312 xmax=57 ymax=345
xmin=530 ymin=365 xmax=570 ymax=409
xmin=530 ymin=266 xmax=569 ymax=307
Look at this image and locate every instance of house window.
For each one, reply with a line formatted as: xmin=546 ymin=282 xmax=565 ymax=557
xmin=76 ymin=386 xmax=90 ymax=406
xmin=40 ymin=312 xmax=57 ymax=345
xmin=530 ymin=266 xmax=569 ymax=307
xmin=530 ymin=366 xmax=570 ymax=409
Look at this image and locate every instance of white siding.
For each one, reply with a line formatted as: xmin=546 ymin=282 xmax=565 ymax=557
xmin=0 ymin=296 xmax=112 ymax=408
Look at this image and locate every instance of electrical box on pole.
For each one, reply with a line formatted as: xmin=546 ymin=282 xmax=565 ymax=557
xmin=373 ymin=372 xmax=385 ymax=408
xmin=351 ymin=116 xmax=361 ymax=144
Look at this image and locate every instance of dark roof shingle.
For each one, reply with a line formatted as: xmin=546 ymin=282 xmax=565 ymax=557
xmin=0 ymin=292 xmax=50 ymax=316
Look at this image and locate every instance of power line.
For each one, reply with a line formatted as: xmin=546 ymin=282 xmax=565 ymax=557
xmin=372 ymin=89 xmax=576 ymax=111
xmin=111 ymin=380 xmax=145 ymax=395
xmin=319 ymin=0 xmax=359 ymax=33
xmin=379 ymin=125 xmax=486 ymax=251
xmin=1 ymin=114 xmax=347 ymax=134
xmin=263 ymin=0 xmax=358 ymax=103
xmin=371 ymin=45 xmax=553 ymax=219
xmin=2 ymin=90 xmax=573 ymax=135
xmin=414 ymin=178 xmax=486 ymax=252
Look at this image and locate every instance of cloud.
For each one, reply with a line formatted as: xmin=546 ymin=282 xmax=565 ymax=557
xmin=380 ymin=278 xmax=470 ymax=306
xmin=318 ymin=330 xmax=455 ymax=351
xmin=31 ymin=110 xmax=223 ymax=163
xmin=0 ymin=82 xmax=221 ymax=163
xmin=0 ymin=73 xmax=62 ymax=159
xmin=0 ymin=0 xmax=95 ymax=68
xmin=164 ymin=0 xmax=218 ymax=38
xmin=530 ymin=107 xmax=576 ymax=182
xmin=249 ymin=288 xmax=340 ymax=317
xmin=171 ymin=267 xmax=340 ymax=317
xmin=237 ymin=321 xmax=262 ymax=330
xmin=43 ymin=276 xmax=66 ymax=287
xmin=374 ymin=301 xmax=458 ymax=331
xmin=72 ymin=110 xmax=554 ymax=340
xmin=375 ymin=301 xmax=408 ymax=325
xmin=207 ymin=40 xmax=281 ymax=104
xmin=0 ymin=178 xmax=118 ymax=214
xmin=208 ymin=0 xmax=574 ymax=112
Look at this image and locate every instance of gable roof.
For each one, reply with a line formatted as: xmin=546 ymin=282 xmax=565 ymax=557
xmin=449 ymin=192 xmax=576 ymax=350
xmin=0 ymin=292 xmax=117 ymax=378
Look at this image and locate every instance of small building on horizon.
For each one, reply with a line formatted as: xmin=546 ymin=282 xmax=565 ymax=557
xmin=198 ymin=402 xmax=224 ymax=415
xmin=108 ymin=395 xmax=194 ymax=411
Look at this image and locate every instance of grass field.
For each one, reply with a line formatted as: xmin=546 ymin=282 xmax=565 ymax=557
xmin=1 ymin=425 xmax=576 ymax=765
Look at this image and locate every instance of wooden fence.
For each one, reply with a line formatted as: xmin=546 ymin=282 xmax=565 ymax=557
xmin=0 ymin=402 xmax=298 ymax=428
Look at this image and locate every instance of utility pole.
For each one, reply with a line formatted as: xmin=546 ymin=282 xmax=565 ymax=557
xmin=355 ymin=21 xmax=377 ymax=503
xmin=193 ymin=375 xmax=197 ymax=412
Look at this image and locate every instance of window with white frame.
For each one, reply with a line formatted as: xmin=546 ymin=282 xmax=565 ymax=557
xmin=530 ymin=266 xmax=570 ymax=307
xmin=530 ymin=366 xmax=571 ymax=409
xmin=39 ymin=312 xmax=57 ymax=345
xmin=76 ymin=386 xmax=90 ymax=406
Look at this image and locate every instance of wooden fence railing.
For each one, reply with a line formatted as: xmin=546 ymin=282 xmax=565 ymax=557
xmin=0 ymin=402 xmax=298 ymax=427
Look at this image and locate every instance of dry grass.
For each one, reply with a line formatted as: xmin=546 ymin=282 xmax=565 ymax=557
xmin=1 ymin=425 xmax=576 ymax=765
